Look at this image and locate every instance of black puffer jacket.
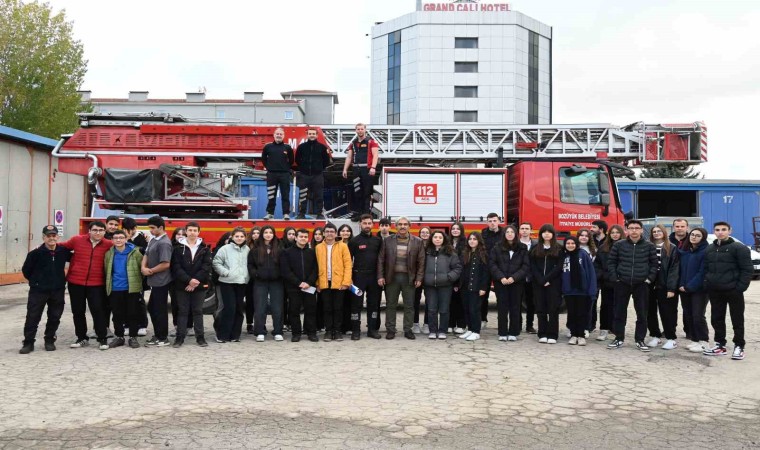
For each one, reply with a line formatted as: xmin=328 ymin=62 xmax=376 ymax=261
xmin=529 ymin=246 xmax=562 ymax=286
xmin=423 ymin=248 xmax=462 ymax=287
xmin=704 ymin=238 xmax=753 ymax=292
xmin=595 ymin=248 xmax=615 ymax=288
xmin=608 ymin=238 xmax=657 ymax=285
xmin=489 ymin=243 xmax=530 ymax=283
xmin=280 ymin=245 xmax=318 ymax=288
xmin=654 ymin=244 xmax=680 ymax=292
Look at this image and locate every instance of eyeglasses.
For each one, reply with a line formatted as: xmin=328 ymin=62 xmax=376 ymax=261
xmin=324 ymin=230 xmax=336 ymax=233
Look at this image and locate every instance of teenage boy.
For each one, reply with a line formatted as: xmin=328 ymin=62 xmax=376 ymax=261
xmin=480 ymin=213 xmax=503 ymax=328
xmin=142 ymin=216 xmax=173 ymax=347
xmin=280 ymin=229 xmax=319 ymax=342
xmin=349 ymin=214 xmax=383 ymax=339
xmin=104 ymin=216 xmax=121 ymax=240
xmin=377 ymin=217 xmax=394 ymax=239
xmin=104 ymin=230 xmax=144 ymax=349
xmin=378 ymin=216 xmax=426 ymax=340
xmin=702 ymin=221 xmax=752 ymax=360
xmin=171 ymin=221 xmax=212 ymax=347
xmin=315 ymin=223 xmax=352 ymax=341
xmin=518 ymin=222 xmax=537 ymax=334
xmin=607 ymin=219 xmax=658 ymax=352
xmin=19 ymin=226 xmax=71 ymax=354
xmin=59 ymin=221 xmax=113 ymax=350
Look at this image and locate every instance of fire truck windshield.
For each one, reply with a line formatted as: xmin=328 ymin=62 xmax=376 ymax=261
xmin=559 ymin=167 xmax=605 ymax=206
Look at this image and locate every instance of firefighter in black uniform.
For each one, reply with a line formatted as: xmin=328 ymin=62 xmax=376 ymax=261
xmin=262 ymin=127 xmax=295 ymax=220
xmin=295 ymin=128 xmax=332 ymax=219
xmin=348 ymin=214 xmax=383 ymax=339
xmin=342 ymin=123 xmax=379 ymax=222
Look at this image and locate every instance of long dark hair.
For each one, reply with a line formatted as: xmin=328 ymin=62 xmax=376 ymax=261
xmin=337 ymin=224 xmax=354 ymax=242
xmin=213 ymin=232 xmax=231 ymax=253
xmin=427 ymin=230 xmax=453 ymax=255
xmin=576 ymin=228 xmax=597 ymax=257
xmin=599 ymin=224 xmax=624 ymax=253
xmin=684 ymin=227 xmax=708 ymax=251
xmin=310 ymin=227 xmax=324 ymax=248
xmin=246 ymin=226 xmax=261 ymax=249
xmin=563 ymin=236 xmax=583 ymax=287
xmin=462 ymin=232 xmax=487 ymax=264
xmin=450 ymin=222 xmax=464 ymax=249
xmin=255 ymin=225 xmax=280 ymax=262
xmin=171 ymin=227 xmax=186 ymax=244
xmin=532 ymin=223 xmax=561 ymax=257
xmin=282 ymin=226 xmax=296 ymax=248
xmin=499 ymin=225 xmax=520 ymax=251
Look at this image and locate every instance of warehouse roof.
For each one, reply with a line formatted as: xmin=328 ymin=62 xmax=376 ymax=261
xmin=0 ymin=125 xmax=58 ymax=149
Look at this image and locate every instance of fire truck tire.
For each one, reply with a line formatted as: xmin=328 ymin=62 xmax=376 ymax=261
xmin=202 ymin=281 xmax=218 ymax=316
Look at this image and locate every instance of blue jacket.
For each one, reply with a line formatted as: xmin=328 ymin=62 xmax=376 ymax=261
xmin=678 ymin=241 xmax=707 ymax=293
xmin=561 ymin=251 xmax=597 ymax=298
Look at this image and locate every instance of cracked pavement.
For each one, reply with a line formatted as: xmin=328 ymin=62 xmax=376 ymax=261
xmin=1 ymin=282 xmax=759 ymax=449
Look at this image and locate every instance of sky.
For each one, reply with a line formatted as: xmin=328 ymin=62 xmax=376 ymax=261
xmin=45 ymin=0 xmax=760 ymax=179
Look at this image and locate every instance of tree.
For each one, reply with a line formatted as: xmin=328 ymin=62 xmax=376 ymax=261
xmin=0 ymin=0 xmax=88 ymax=138
xmin=640 ymin=164 xmax=703 ymax=179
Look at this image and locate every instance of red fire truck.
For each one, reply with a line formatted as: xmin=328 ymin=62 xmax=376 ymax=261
xmin=54 ymin=113 xmax=707 ymax=243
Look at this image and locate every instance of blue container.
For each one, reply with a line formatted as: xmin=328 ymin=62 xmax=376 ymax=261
xmin=241 ymin=178 xmax=299 ymax=219
xmin=699 ymin=190 xmax=759 ymax=245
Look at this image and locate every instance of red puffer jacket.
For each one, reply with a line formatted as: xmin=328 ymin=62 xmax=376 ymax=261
xmin=59 ymin=235 xmax=114 ymax=286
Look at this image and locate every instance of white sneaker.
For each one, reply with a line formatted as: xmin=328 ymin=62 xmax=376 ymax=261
xmin=422 ymin=324 xmax=430 ymax=334
xmin=437 ymin=333 xmax=447 ymax=340
xmin=481 ymin=321 xmax=488 ymax=329
xmin=584 ymin=330 xmax=590 ymax=338
xmin=124 ymin=328 xmax=130 ymax=336
xmin=70 ymin=339 xmax=89 ymax=348
xmin=465 ymin=332 xmax=480 ymax=341
xmin=447 ymin=328 xmax=453 ymax=333
xmin=661 ymin=339 xmax=677 ymax=350
xmin=507 ymin=335 xmax=517 ymax=342
xmin=565 ymin=329 xmax=572 ymax=338
xmin=459 ymin=331 xmax=473 ymax=339
xmin=99 ymin=343 xmax=109 ymax=350
xmin=137 ymin=328 xmax=148 ymax=336
xmin=263 ymin=214 xmax=273 ymax=220
xmin=283 ymin=214 xmax=290 ymax=220
xmin=428 ymin=333 xmax=437 ymax=340
xmin=689 ymin=341 xmax=708 ymax=353
xmin=538 ymin=337 xmax=548 ymax=344
xmin=274 ymin=334 xmax=284 ymax=341
xmin=596 ymin=330 xmax=609 ymax=341
xmin=454 ymin=327 xmax=465 ymax=334
xmin=547 ymin=339 xmax=557 ymax=344
xmin=412 ymin=324 xmax=421 ymax=334
xmin=647 ymin=337 xmax=662 ymax=348
xmin=569 ymin=337 xmax=578 ymax=345
xmin=256 ymin=334 xmax=265 ymax=342
xmin=578 ymin=337 xmax=587 ymax=346
xmin=498 ymin=336 xmax=507 ymax=342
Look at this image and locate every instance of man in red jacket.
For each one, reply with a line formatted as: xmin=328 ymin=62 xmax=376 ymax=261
xmin=59 ymin=220 xmax=113 ymax=350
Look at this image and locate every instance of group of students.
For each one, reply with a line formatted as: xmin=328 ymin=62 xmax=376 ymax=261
xmin=19 ymin=214 xmax=752 ymax=361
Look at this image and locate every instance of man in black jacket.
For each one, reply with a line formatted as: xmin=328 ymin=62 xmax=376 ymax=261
xmin=280 ymin=229 xmax=319 ymax=342
xmin=703 ymin=221 xmax=752 ymax=360
xmin=480 ymin=213 xmax=503 ymax=327
xmin=295 ymin=129 xmax=331 ymax=219
xmin=20 ymin=225 xmax=71 ymax=354
xmin=607 ymin=219 xmax=658 ymax=352
xmin=170 ymin=222 xmax=212 ymax=347
xmin=262 ymin=128 xmax=295 ymax=220
xmin=349 ymin=214 xmax=383 ymax=339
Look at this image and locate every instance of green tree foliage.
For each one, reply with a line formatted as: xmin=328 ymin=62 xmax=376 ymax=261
xmin=640 ymin=164 xmax=703 ymax=179
xmin=0 ymin=0 xmax=88 ymax=138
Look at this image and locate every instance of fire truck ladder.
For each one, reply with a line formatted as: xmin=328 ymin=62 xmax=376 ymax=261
xmin=320 ymin=122 xmax=707 ymax=165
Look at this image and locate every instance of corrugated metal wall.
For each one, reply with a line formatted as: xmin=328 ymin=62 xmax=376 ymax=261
xmin=0 ymin=140 xmax=86 ymax=280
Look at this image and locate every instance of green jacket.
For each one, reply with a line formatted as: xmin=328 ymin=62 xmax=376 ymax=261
xmin=104 ymin=243 xmax=144 ymax=295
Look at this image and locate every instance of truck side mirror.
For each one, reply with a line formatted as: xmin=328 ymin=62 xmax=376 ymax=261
xmin=600 ymin=193 xmax=610 ymax=206
xmin=598 ymin=172 xmax=610 ymax=194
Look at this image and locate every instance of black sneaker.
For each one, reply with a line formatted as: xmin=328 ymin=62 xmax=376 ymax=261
xmin=526 ymin=326 xmax=537 ymax=334
xmin=172 ymin=338 xmax=184 ymax=348
xmin=386 ymin=331 xmax=396 ymax=340
xmin=156 ymin=339 xmax=171 ymax=347
xmin=335 ymin=332 xmax=344 ymax=342
xmin=291 ymin=335 xmax=301 ymax=343
xmin=128 ymin=337 xmax=140 ymax=348
xmin=607 ymin=339 xmax=623 ymax=349
xmin=323 ymin=332 xmax=332 ymax=342
xmin=19 ymin=343 xmax=34 ymax=354
xmin=246 ymin=324 xmax=255 ymax=335
xmin=351 ymin=333 xmax=360 ymax=341
xmin=636 ymin=341 xmax=651 ymax=352
xmin=108 ymin=337 xmax=125 ymax=349
xmin=307 ymin=334 xmax=319 ymax=342
xmin=295 ymin=214 xmax=306 ymax=220
xmin=44 ymin=341 xmax=56 ymax=351
xmin=196 ymin=336 xmax=208 ymax=347
xmin=368 ymin=330 xmax=381 ymax=339
xmin=404 ymin=331 xmax=416 ymax=340
xmin=144 ymin=337 xmax=160 ymax=347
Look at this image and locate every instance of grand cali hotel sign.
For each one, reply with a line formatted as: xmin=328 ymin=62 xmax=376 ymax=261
xmin=418 ymin=0 xmax=510 ymax=12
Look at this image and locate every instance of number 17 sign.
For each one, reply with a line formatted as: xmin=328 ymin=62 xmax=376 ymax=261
xmin=414 ymin=183 xmax=438 ymax=204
